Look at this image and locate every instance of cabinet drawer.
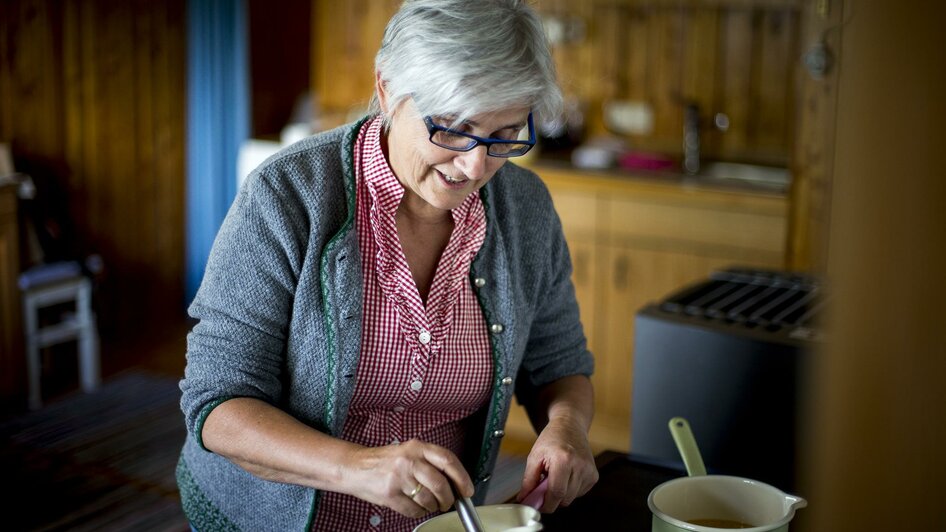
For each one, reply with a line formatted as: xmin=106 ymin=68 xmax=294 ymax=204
xmin=607 ymin=196 xmax=787 ymax=256
xmin=548 ymin=188 xmax=598 ymax=235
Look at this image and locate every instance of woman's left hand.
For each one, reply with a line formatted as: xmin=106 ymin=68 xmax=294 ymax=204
xmin=516 ymin=414 xmax=599 ymax=513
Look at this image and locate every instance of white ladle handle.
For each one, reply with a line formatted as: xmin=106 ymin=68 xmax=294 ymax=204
xmin=669 ymin=417 xmax=707 ymax=476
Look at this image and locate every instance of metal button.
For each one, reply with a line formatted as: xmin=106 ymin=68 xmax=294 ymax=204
xmin=474 ymin=277 xmax=486 ymax=287
xmin=369 ymin=514 xmax=381 ymax=526
xmin=410 ymin=380 xmax=423 ymax=391
xmin=490 ymin=323 xmax=504 ymax=334
xmin=501 ymin=376 xmax=513 ymax=386
xmin=418 ymin=330 xmax=431 ymax=344
xmin=492 ymin=429 xmax=505 ymax=438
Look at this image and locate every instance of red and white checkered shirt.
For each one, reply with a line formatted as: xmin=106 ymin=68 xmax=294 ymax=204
xmin=312 ymin=118 xmax=493 ymax=531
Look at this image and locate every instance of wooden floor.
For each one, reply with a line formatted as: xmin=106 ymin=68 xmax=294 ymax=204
xmin=1 ymin=370 xmax=189 ymax=531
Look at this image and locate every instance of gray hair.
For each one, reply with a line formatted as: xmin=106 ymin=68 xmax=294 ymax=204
xmin=369 ymin=0 xmax=562 ymax=127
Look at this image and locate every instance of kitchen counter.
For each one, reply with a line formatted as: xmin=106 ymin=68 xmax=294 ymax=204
xmin=524 ymin=158 xmax=791 ymax=198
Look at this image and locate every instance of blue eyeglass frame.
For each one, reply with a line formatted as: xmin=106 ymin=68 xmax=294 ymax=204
xmin=423 ymin=112 xmax=536 ymax=158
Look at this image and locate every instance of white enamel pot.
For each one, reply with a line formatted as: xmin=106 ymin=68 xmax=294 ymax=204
xmin=648 ymin=474 xmax=807 ymax=532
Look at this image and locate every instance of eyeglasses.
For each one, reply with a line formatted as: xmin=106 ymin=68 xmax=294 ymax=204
xmin=423 ymin=112 xmax=536 ymax=158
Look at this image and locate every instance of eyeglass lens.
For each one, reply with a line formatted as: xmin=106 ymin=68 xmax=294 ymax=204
xmin=429 ymin=126 xmax=531 ymax=156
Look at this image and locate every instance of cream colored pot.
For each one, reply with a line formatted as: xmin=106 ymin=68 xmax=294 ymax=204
xmin=648 ymin=475 xmax=806 ymax=532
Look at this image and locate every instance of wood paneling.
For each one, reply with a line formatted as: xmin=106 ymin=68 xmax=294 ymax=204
xmin=544 ymin=1 xmax=800 ymax=164
xmin=0 ymin=1 xmax=185 ymax=376
xmin=312 ymin=0 xmax=400 ymax=122
xmin=786 ymin=1 xmax=842 ymax=272
xmin=248 ymin=0 xmax=311 ymax=139
xmin=1 ymin=183 xmax=23 ymax=402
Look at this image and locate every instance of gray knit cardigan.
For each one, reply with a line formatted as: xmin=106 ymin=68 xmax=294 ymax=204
xmin=176 ymin=118 xmax=594 ymax=531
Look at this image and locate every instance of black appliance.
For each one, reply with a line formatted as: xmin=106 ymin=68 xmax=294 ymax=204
xmin=630 ymin=268 xmax=823 ymax=492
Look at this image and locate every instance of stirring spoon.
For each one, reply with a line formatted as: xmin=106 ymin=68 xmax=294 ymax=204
xmin=451 ymin=478 xmax=485 ymax=532
xmin=668 ymin=416 xmax=707 ymax=476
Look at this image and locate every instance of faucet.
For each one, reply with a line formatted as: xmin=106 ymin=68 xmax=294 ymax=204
xmin=682 ymin=103 xmax=730 ymax=175
xmin=683 ymin=103 xmax=701 ymax=175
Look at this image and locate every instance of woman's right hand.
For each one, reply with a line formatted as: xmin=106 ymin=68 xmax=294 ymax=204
xmin=202 ymin=399 xmax=473 ymax=518
xmin=340 ymin=438 xmax=474 ymax=518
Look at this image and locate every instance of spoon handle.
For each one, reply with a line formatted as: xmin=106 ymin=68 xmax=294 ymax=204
xmin=669 ymin=417 xmax=707 ymax=476
xmin=455 ymin=495 xmax=485 ymax=532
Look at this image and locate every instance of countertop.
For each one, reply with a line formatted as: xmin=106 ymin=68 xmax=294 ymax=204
xmin=524 ymin=157 xmax=791 ymax=198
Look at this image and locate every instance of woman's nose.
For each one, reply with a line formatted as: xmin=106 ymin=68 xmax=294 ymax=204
xmin=454 ymin=145 xmax=489 ymax=180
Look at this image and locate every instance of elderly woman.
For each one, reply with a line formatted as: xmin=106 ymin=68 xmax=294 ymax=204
xmin=177 ymin=0 xmax=597 ymax=530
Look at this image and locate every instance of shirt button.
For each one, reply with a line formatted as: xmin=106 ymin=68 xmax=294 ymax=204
xmin=393 ymin=406 xmax=405 ymax=413
xmin=391 ymin=438 xmax=400 ymax=445
xmin=418 ymin=330 xmax=431 ymax=344
xmin=410 ymin=380 xmax=423 ymax=391
xmin=492 ymin=429 xmax=505 ymax=438
xmin=474 ymin=277 xmax=486 ymax=287
xmin=501 ymin=376 xmax=513 ymax=386
xmin=369 ymin=514 xmax=382 ymax=527
xmin=490 ymin=323 xmax=504 ymax=334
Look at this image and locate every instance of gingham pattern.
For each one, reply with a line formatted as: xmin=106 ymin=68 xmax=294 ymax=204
xmin=313 ymin=118 xmax=493 ymax=531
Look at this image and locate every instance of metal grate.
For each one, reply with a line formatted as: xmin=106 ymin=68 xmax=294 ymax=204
xmin=657 ymin=268 xmax=824 ymax=341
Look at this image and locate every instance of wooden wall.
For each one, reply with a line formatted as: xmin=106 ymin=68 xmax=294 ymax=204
xmin=786 ymin=0 xmax=840 ymax=272
xmin=312 ymin=0 xmax=401 ymax=123
xmin=541 ymin=0 xmax=800 ymax=165
xmin=0 ymin=1 xmax=186 ymax=360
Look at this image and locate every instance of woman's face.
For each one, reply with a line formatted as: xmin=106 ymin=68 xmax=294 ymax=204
xmin=383 ymin=98 xmax=531 ymax=217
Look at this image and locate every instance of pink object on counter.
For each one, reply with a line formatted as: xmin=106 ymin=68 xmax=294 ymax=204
xmin=618 ymin=151 xmax=676 ymax=172
xmin=521 ymin=477 xmax=548 ymax=511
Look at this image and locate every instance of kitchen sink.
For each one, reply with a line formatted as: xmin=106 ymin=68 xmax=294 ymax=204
xmin=698 ymin=161 xmax=791 ymax=190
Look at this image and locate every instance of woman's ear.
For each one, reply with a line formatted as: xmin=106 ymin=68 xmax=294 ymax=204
xmin=375 ymin=71 xmax=390 ymax=115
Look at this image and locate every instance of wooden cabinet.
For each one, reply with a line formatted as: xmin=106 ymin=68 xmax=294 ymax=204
xmin=503 ymin=165 xmax=788 ymax=452
xmin=1 ymin=182 xmax=23 ymax=404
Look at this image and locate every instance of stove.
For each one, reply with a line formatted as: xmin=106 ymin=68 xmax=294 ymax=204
xmin=630 ymin=268 xmax=824 ymax=492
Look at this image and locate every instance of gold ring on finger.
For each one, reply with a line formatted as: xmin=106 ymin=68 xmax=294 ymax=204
xmin=409 ymin=482 xmax=423 ymax=499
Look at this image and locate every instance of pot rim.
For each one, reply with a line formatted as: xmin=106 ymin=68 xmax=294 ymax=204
xmin=412 ymin=503 xmax=541 ymax=531
xmin=647 ymin=475 xmax=806 ymax=532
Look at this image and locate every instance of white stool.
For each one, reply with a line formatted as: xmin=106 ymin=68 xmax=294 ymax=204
xmin=21 ymin=270 xmax=100 ymax=410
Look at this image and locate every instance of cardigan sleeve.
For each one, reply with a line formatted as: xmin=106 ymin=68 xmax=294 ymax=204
xmin=519 ymin=195 xmax=594 ymax=390
xmin=180 ymin=168 xmax=309 ymax=447
xmin=507 ymin=173 xmax=594 ymax=399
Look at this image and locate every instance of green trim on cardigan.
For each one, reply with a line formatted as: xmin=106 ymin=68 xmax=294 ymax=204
xmin=177 ymin=456 xmax=240 ymax=532
xmin=470 ymin=185 xmax=506 ymax=481
xmin=194 ymin=397 xmax=233 ymax=451
xmin=311 ymin=115 xmax=372 ymax=529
